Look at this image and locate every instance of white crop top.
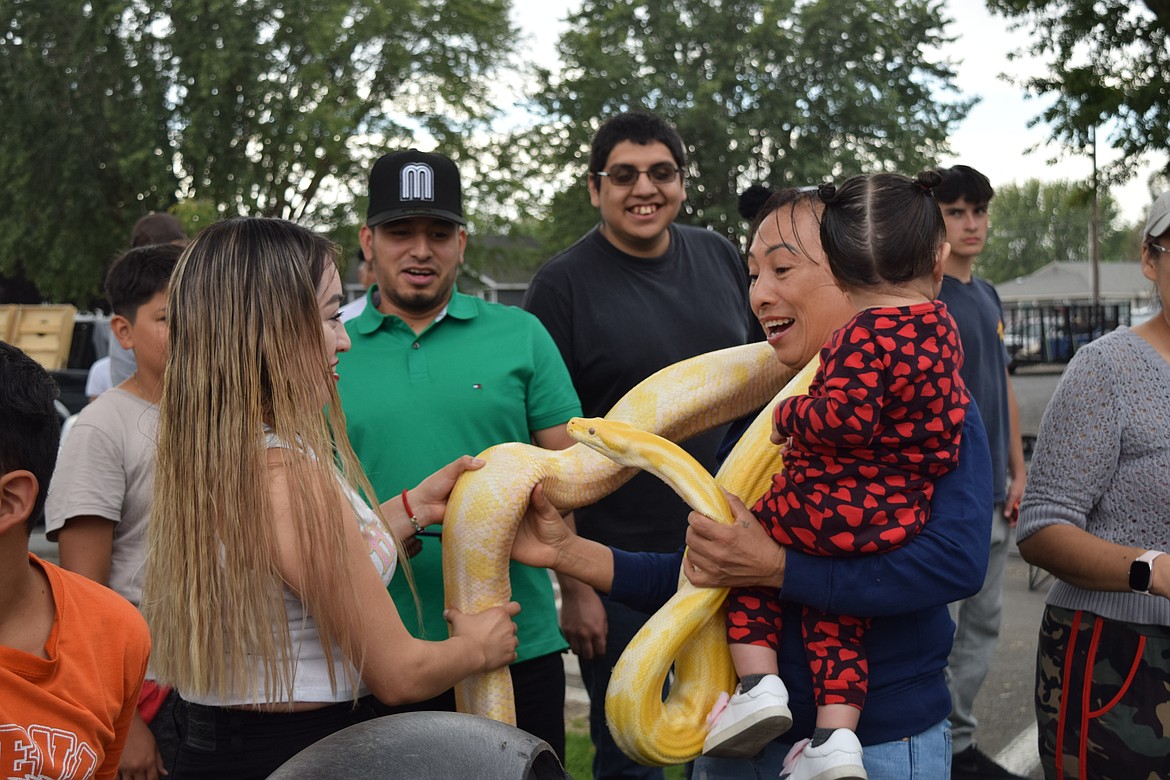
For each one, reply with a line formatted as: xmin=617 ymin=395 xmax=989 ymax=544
xmin=186 ymin=437 xmax=397 ymax=706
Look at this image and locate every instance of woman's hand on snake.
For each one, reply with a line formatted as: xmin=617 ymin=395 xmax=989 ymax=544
xmin=684 ymin=492 xmax=786 ymax=590
xmin=444 ymin=601 xmax=522 ymax=672
xmin=407 ymin=454 xmax=485 ymax=527
xmin=512 ymin=483 xmax=610 ymax=658
xmin=510 ymin=483 xmax=573 ymax=569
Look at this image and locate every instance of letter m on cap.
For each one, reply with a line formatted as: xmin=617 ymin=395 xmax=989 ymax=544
xmin=400 ymin=163 xmax=435 ymax=202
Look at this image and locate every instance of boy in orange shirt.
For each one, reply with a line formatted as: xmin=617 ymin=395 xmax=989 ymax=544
xmin=0 ymin=341 xmax=151 ymax=780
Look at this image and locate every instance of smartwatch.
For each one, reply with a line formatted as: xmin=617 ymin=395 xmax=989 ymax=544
xmin=1128 ymin=550 xmax=1164 ymax=595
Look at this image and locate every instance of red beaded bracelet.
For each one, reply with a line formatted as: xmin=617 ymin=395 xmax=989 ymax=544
xmin=401 ymin=489 xmax=424 ymax=536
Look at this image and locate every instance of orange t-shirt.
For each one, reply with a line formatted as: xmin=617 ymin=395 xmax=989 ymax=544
xmin=0 ymin=554 xmax=150 ymax=780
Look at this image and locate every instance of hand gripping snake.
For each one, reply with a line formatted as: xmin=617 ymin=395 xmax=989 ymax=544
xmin=441 ymin=342 xmax=818 ymax=764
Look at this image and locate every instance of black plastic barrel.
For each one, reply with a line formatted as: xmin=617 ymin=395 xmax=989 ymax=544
xmin=268 ymin=711 xmax=569 ymax=779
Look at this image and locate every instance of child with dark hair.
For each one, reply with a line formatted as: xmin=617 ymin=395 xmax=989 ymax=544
xmin=45 ymin=242 xmax=183 ymax=779
xmin=131 ymin=212 xmax=189 ymax=248
xmin=0 ymin=341 xmax=151 ymax=779
xmin=100 ymin=215 xmax=190 ymax=393
xmin=704 ymin=172 xmax=970 ymax=780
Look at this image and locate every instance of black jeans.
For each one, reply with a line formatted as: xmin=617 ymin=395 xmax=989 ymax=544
xmin=150 ymin=689 xmax=182 ymax=775
xmin=371 ymin=651 xmax=567 ymax=759
xmin=171 ymin=697 xmax=379 ymax=780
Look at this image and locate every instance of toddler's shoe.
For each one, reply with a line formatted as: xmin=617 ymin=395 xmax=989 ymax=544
xmin=778 ymin=729 xmax=867 ymax=780
xmin=701 ymin=675 xmax=793 ymax=758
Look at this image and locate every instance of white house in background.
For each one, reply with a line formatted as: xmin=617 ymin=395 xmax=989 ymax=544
xmin=993 ymin=261 xmax=1158 ymax=370
xmin=994 ymin=261 xmax=1153 ymax=308
xmin=458 ymin=268 xmax=531 ymax=307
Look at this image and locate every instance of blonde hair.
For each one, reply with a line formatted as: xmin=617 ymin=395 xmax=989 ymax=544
xmin=142 ymin=217 xmax=410 ymax=702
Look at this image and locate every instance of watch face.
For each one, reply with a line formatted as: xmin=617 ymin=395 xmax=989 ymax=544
xmin=1129 ymin=560 xmax=1152 ymax=592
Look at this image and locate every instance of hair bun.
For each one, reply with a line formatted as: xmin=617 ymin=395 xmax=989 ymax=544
xmin=738 ymin=184 xmax=775 ymax=221
xmin=914 ymin=170 xmax=943 ymax=193
xmin=817 ymin=182 xmax=838 ymax=203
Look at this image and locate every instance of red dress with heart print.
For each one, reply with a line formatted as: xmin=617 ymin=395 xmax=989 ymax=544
xmin=726 ymin=300 xmax=969 ymax=709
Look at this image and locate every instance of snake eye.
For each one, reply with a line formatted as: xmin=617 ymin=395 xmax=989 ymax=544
xmin=588 ymin=427 xmax=596 ymax=435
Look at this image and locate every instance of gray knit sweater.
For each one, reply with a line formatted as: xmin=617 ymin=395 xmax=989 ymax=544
xmin=1017 ymin=327 xmax=1170 ymax=626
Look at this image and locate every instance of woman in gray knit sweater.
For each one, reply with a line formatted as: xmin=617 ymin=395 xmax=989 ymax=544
xmin=1016 ymin=191 xmax=1170 ymax=778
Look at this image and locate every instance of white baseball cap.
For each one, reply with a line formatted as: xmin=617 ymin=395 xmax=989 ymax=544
xmin=1144 ymin=190 xmax=1170 ymax=239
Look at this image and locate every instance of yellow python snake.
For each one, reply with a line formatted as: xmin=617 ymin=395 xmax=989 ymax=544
xmin=442 ymin=342 xmax=817 ymax=763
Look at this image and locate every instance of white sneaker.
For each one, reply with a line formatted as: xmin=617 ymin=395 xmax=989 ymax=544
xmin=778 ymin=729 xmax=867 ymax=780
xmin=702 ymin=675 xmax=793 ymax=758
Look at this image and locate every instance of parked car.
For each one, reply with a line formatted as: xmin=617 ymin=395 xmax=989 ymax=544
xmin=1003 ymin=321 xmax=1041 ymax=373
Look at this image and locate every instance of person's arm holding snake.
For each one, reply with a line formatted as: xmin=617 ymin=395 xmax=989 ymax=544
xmin=686 ymin=401 xmax=994 ymax=617
xmin=512 ymin=485 xmax=682 ymax=615
xmin=553 ymin=519 xmax=610 ymax=659
xmin=531 ymin=424 xmax=610 ymax=660
xmin=267 ymin=452 xmax=521 ymax=706
xmin=387 ymin=454 xmax=484 ymax=557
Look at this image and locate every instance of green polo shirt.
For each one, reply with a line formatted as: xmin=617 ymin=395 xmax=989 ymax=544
xmin=337 ymin=288 xmax=580 ymax=661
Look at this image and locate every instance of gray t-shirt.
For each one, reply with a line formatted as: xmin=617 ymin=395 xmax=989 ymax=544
xmin=44 ymin=388 xmax=157 ymax=608
xmin=1017 ymin=327 xmax=1170 ymax=627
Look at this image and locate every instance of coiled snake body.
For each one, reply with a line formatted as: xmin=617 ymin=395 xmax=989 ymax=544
xmin=442 ymin=342 xmax=817 ymax=764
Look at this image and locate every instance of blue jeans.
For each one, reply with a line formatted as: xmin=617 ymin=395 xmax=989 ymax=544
xmin=692 ymin=718 xmax=952 ymax=780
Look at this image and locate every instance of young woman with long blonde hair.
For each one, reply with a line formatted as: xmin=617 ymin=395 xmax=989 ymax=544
xmin=142 ymin=217 xmax=520 ymax=779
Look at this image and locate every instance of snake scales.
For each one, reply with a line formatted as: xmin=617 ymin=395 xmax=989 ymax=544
xmin=442 ymin=342 xmax=817 ymax=764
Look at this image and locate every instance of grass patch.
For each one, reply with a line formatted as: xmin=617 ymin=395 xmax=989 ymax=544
xmin=564 ymin=716 xmax=688 ymax=779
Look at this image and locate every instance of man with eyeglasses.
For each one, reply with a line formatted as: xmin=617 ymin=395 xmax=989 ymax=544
xmin=524 ymin=111 xmax=758 ymax=779
xmin=933 ymin=164 xmax=1029 ymax=780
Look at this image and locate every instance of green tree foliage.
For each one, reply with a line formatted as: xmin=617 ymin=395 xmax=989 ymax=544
xmin=0 ymin=0 xmax=516 ymax=304
xmin=979 ymin=179 xmax=1137 ymax=283
xmin=987 ymin=0 xmax=1170 ymax=182
xmin=168 ymin=0 xmax=514 ymax=221
xmin=0 ymin=0 xmax=176 ymax=306
xmin=518 ymin=0 xmax=973 ymax=254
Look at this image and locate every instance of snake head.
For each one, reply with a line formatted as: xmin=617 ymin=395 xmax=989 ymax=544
xmin=566 ymin=416 xmax=605 ymax=444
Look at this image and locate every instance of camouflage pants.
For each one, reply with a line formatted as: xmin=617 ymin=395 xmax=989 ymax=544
xmin=1035 ymin=605 xmax=1170 ymax=779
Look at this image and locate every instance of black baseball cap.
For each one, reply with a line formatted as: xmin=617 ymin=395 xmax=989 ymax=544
xmin=366 ymin=149 xmax=465 ymax=227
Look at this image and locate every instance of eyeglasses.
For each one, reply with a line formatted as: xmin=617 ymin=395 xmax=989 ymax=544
xmin=1150 ymin=242 xmax=1169 ymax=255
xmin=592 ymin=163 xmax=682 ymax=187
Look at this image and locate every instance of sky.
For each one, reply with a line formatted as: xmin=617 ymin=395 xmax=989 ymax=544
xmin=507 ymin=0 xmax=1165 ymax=226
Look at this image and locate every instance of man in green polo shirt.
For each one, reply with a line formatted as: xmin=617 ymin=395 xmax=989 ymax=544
xmin=336 ymin=149 xmax=581 ymax=758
